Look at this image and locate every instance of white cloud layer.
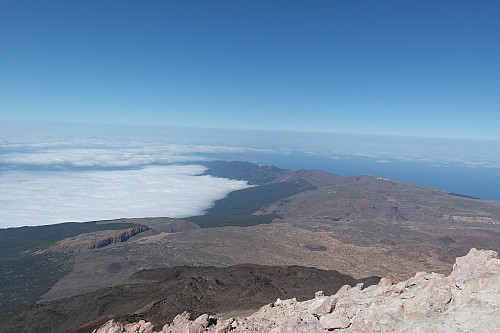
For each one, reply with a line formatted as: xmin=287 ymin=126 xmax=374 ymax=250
xmin=0 ymin=136 xmax=269 ymax=228
xmin=0 ymin=138 xmax=273 ymax=168
xmin=2 ymin=131 xmax=499 ymax=228
xmin=0 ymin=165 xmax=251 ymax=228
xmin=299 ymin=148 xmax=500 ymax=169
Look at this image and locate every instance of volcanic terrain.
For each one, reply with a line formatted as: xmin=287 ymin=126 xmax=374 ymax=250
xmin=1 ymin=161 xmax=500 ymax=328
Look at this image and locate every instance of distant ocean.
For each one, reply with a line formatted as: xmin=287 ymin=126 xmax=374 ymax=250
xmin=1 ymin=123 xmax=499 ymax=227
xmin=251 ymin=152 xmax=500 ymax=201
xmin=178 ymin=129 xmax=500 ymax=202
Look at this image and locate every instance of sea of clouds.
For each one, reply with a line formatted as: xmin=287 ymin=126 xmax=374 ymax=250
xmin=0 ymin=137 xmax=271 ymax=228
xmin=2 ymin=127 xmax=500 ymax=228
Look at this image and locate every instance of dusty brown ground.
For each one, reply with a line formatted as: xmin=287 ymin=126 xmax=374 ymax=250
xmin=1 ymin=264 xmax=380 ymax=333
xmin=37 ymin=169 xmax=500 ymax=302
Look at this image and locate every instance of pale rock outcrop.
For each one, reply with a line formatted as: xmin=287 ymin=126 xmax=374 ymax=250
xmin=96 ymin=319 xmax=155 ymax=333
xmin=161 ymin=312 xmax=216 ymax=333
xmin=94 ymin=248 xmax=500 ymax=333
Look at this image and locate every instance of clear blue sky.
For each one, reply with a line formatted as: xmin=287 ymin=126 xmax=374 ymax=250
xmin=1 ymin=0 xmax=499 ymax=140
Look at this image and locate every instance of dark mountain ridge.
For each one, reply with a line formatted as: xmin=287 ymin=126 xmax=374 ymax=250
xmin=0 ymin=264 xmax=380 ymax=333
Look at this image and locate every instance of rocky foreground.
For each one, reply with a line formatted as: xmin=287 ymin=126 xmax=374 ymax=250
xmin=95 ymin=248 xmax=500 ymax=332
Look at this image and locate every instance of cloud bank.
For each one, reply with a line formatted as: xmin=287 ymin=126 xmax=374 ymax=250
xmin=0 ymin=137 xmax=269 ymax=228
xmin=2 ymin=129 xmax=499 ymax=228
xmin=0 ymin=138 xmax=273 ymax=169
xmin=0 ymin=165 xmax=250 ymax=228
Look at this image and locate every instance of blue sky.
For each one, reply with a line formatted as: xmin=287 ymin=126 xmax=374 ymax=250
xmin=1 ymin=0 xmax=499 ymax=140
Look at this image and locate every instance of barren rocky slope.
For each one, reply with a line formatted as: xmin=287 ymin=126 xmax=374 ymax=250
xmin=2 ymin=162 xmax=500 ymax=324
xmin=36 ymin=164 xmax=500 ymax=306
xmin=94 ymin=248 xmax=500 ymax=333
xmin=0 ymin=264 xmax=379 ymax=333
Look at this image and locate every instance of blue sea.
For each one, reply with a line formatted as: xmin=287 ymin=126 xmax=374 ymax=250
xmin=1 ymin=123 xmax=499 ymax=227
xmin=166 ymin=128 xmax=500 ymax=201
xmin=253 ymin=152 xmax=500 ymax=201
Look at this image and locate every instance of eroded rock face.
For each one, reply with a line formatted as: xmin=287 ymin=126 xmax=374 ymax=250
xmin=44 ymin=227 xmax=150 ymax=252
xmin=93 ymin=248 xmax=500 ymax=333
